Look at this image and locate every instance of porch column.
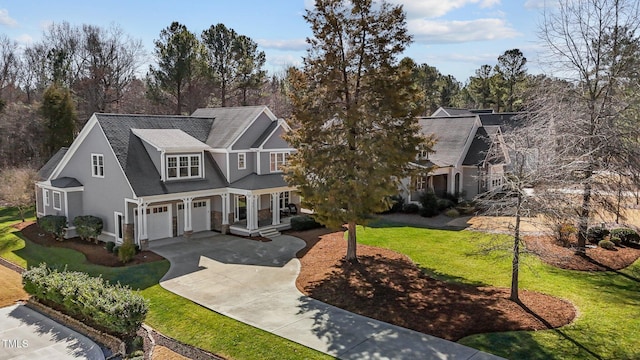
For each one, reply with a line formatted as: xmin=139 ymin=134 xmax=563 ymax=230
xmin=137 ymin=202 xmax=148 ymax=241
xmin=271 ymin=192 xmax=281 ymax=226
xmin=247 ymin=194 xmax=258 ymax=231
xmin=182 ymin=197 xmax=193 ymax=235
xmin=221 ymin=194 xmax=229 ymax=225
xmin=428 ymin=176 xmax=434 ymax=191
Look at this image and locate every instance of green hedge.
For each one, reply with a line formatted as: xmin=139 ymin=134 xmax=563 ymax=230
xmin=37 ymin=215 xmax=67 ymax=240
xmin=609 ymin=228 xmax=640 ymax=245
xmin=73 ymin=215 xmax=103 ymax=241
xmin=290 ymin=215 xmax=323 ymax=231
xmin=23 ymin=264 xmax=148 ymax=337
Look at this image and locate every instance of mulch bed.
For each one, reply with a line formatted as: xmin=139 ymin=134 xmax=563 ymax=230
xmin=16 ymin=222 xmax=165 ymax=267
xmin=524 ymin=235 xmax=640 ymax=271
xmin=289 ymin=228 xmax=577 ymax=341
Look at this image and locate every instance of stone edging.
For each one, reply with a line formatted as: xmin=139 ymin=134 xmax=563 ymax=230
xmin=0 ymin=257 xmax=25 ymax=274
xmin=138 ymin=324 xmax=226 ymax=360
xmin=24 ymin=298 xmax=126 ymax=357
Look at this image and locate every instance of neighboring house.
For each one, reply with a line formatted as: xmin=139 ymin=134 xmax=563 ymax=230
xmin=36 ymin=105 xmax=298 ymax=246
xmin=400 ymin=107 xmax=511 ymax=202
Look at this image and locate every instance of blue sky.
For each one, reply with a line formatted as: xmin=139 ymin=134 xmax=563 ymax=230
xmin=0 ymin=0 xmax=550 ymax=83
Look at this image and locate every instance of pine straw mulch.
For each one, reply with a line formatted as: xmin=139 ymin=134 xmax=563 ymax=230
xmin=15 ymin=222 xmax=165 ymax=267
xmin=289 ymin=228 xmax=577 ymax=342
xmin=524 ymin=235 xmax=640 ymax=271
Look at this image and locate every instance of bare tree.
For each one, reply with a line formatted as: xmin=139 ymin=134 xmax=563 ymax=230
xmin=538 ymin=0 xmax=640 ymax=253
xmin=0 ymin=167 xmax=38 ymax=222
xmin=0 ymin=35 xmax=20 ymax=107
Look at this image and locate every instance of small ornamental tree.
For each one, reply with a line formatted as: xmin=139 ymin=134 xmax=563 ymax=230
xmin=73 ymin=215 xmax=103 ymax=243
xmin=0 ymin=168 xmax=37 ymax=222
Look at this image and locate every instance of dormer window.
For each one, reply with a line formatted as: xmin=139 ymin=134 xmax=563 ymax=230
xmin=166 ymin=154 xmax=202 ymax=180
xmin=418 ymin=149 xmax=429 ymax=160
xmin=270 ymin=152 xmax=289 ymax=172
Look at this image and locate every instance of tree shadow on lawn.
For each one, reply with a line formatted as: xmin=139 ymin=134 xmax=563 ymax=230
xmin=301 ymin=255 xmax=575 ymax=343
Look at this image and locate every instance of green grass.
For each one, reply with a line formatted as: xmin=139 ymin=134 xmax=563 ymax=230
xmin=355 ymin=223 xmax=640 ymax=360
xmin=0 ymin=207 xmax=329 ymax=360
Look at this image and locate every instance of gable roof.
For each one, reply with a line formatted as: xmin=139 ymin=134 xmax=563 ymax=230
xmin=251 ymin=121 xmax=279 ymax=148
xmin=418 ymin=116 xmax=478 ymax=167
xmin=38 ymin=147 xmax=68 ymax=180
xmin=463 ymin=127 xmax=491 ymax=166
xmin=477 ymin=112 xmax=521 ymax=131
xmin=192 ymin=106 xmax=273 ymax=149
xmin=95 ymin=114 xmax=214 ymax=171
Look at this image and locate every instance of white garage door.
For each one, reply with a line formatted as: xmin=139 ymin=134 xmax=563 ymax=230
xmin=177 ymin=200 xmax=210 ymax=235
xmin=136 ymin=205 xmax=172 ymax=241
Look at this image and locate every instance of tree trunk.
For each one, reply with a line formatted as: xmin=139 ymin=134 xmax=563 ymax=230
xmin=577 ymin=181 xmax=591 ymax=255
xmin=511 ymin=193 xmax=522 ymax=303
xmin=346 ymin=221 xmax=358 ymax=263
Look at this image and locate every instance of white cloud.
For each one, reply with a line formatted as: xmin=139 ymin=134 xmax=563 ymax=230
xmin=16 ymin=34 xmax=33 ymax=44
xmin=0 ymin=9 xmax=17 ymax=27
xmin=389 ymin=0 xmax=501 ymax=19
xmin=409 ymin=18 xmax=521 ymax=44
xmin=258 ymin=38 xmax=308 ymax=51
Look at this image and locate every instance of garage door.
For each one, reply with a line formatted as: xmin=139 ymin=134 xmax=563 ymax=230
xmin=177 ymin=200 xmax=210 ymax=235
xmin=135 ymin=205 xmax=172 ymax=241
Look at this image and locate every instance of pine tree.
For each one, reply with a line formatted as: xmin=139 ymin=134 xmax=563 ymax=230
xmin=41 ymin=83 xmax=76 ymax=157
xmin=286 ymin=0 xmax=428 ymax=262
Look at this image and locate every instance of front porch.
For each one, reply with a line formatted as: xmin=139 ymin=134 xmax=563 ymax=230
xmin=230 ymin=216 xmax=293 ymax=237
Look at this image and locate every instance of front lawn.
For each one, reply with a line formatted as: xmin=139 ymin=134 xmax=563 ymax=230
xmin=0 ymin=207 xmax=329 ymax=360
xmin=355 ymin=223 xmax=640 ymax=360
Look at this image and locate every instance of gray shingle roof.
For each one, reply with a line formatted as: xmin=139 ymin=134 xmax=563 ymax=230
xmin=38 ymin=147 xmax=68 ymax=180
xmin=132 ymin=129 xmax=210 ymax=151
xmin=95 ymin=114 xmax=214 ymax=170
xmin=477 ymin=112 xmax=521 ymax=131
xmin=418 ymin=116 xmax=477 ymax=167
xmin=229 ymin=173 xmax=289 ymax=190
xmin=463 ymin=127 xmax=491 ymax=166
xmin=50 ymin=177 xmax=83 ymax=188
xmin=192 ymin=106 xmax=268 ymax=149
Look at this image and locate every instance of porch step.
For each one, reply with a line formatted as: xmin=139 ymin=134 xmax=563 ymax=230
xmin=259 ymin=227 xmax=281 ymax=239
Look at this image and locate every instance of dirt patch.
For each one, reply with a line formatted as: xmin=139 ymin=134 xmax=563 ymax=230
xmin=18 ymin=222 xmax=165 ymax=267
xmin=289 ymin=228 xmax=576 ymax=341
xmin=524 ymin=235 xmax=640 ymax=271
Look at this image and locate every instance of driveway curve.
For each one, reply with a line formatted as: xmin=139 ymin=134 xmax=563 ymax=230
xmin=150 ymin=233 xmax=503 ymax=360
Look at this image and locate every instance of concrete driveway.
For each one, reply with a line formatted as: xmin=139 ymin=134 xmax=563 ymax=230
xmin=150 ymin=233 xmax=503 ymax=360
xmin=0 ymin=304 xmax=104 ymax=360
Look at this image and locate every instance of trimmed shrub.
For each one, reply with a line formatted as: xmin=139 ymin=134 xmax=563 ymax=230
xmin=587 ymin=226 xmax=610 ymax=244
xmin=37 ymin=215 xmax=67 ymax=240
xmin=23 ymin=263 xmax=148 ymax=337
xmin=383 ymin=195 xmax=404 ymax=214
xmin=419 ymin=191 xmax=439 ymax=217
xmin=598 ymin=239 xmax=616 ymax=250
xmin=437 ymin=198 xmax=455 ymax=211
xmin=402 ymin=203 xmax=420 ymax=214
xmin=610 ymin=228 xmax=640 ymax=245
xmin=555 ymin=222 xmax=577 ymax=247
xmin=112 ymin=246 xmax=120 ymax=254
xmin=118 ymin=242 xmax=137 ymax=263
xmin=445 ymin=208 xmax=460 ymax=218
xmin=105 ymin=241 xmax=116 ymax=253
xmin=610 ymin=236 xmax=621 ymax=246
xmin=290 ymin=215 xmax=323 ymax=231
xmin=73 ymin=215 xmax=103 ymax=242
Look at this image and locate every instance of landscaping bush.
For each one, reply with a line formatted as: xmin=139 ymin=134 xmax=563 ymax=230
xmin=402 ymin=203 xmax=420 ymax=214
xmin=37 ymin=215 xmax=67 ymax=241
xmin=555 ymin=222 xmax=577 ymax=248
xmin=290 ymin=215 xmax=323 ymax=231
xmin=610 ymin=236 xmax=621 ymax=246
xmin=73 ymin=215 xmax=103 ymax=242
xmin=437 ymin=198 xmax=455 ymax=211
xmin=587 ymin=226 xmax=610 ymax=244
xmin=609 ymin=228 xmax=640 ymax=245
xmin=598 ymin=239 xmax=616 ymax=250
xmin=383 ymin=195 xmax=404 ymax=214
xmin=112 ymin=246 xmax=120 ymax=254
xmin=23 ymin=263 xmax=148 ymax=337
xmin=118 ymin=242 xmax=137 ymax=263
xmin=419 ymin=191 xmax=439 ymax=217
xmin=105 ymin=241 xmax=116 ymax=253
xmin=456 ymin=201 xmax=476 ymax=215
xmin=445 ymin=208 xmax=460 ymax=218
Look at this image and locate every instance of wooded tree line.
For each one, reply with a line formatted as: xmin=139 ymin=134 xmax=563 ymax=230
xmin=0 ymin=17 xmax=535 ymax=169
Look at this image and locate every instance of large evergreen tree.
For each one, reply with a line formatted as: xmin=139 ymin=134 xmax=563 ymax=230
xmin=495 ymin=48 xmax=527 ymax=111
xmin=41 ymin=82 xmax=76 ymax=156
xmin=286 ymin=0 xmax=427 ymax=262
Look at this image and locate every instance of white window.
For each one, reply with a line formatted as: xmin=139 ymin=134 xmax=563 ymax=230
xmin=91 ymin=154 xmax=104 ymax=178
xmin=418 ymin=150 xmax=429 ymax=160
xmin=270 ymin=152 xmax=289 ymax=172
xmin=53 ymin=191 xmax=61 ymax=210
xmin=279 ymin=191 xmax=290 ymax=209
xmin=193 ymin=201 xmax=207 ymax=208
xmin=44 ymin=189 xmax=50 ymax=206
xmin=415 ymin=176 xmax=427 ymax=191
xmin=166 ymin=154 xmax=202 ymax=180
xmin=238 ymin=153 xmax=246 ymax=170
